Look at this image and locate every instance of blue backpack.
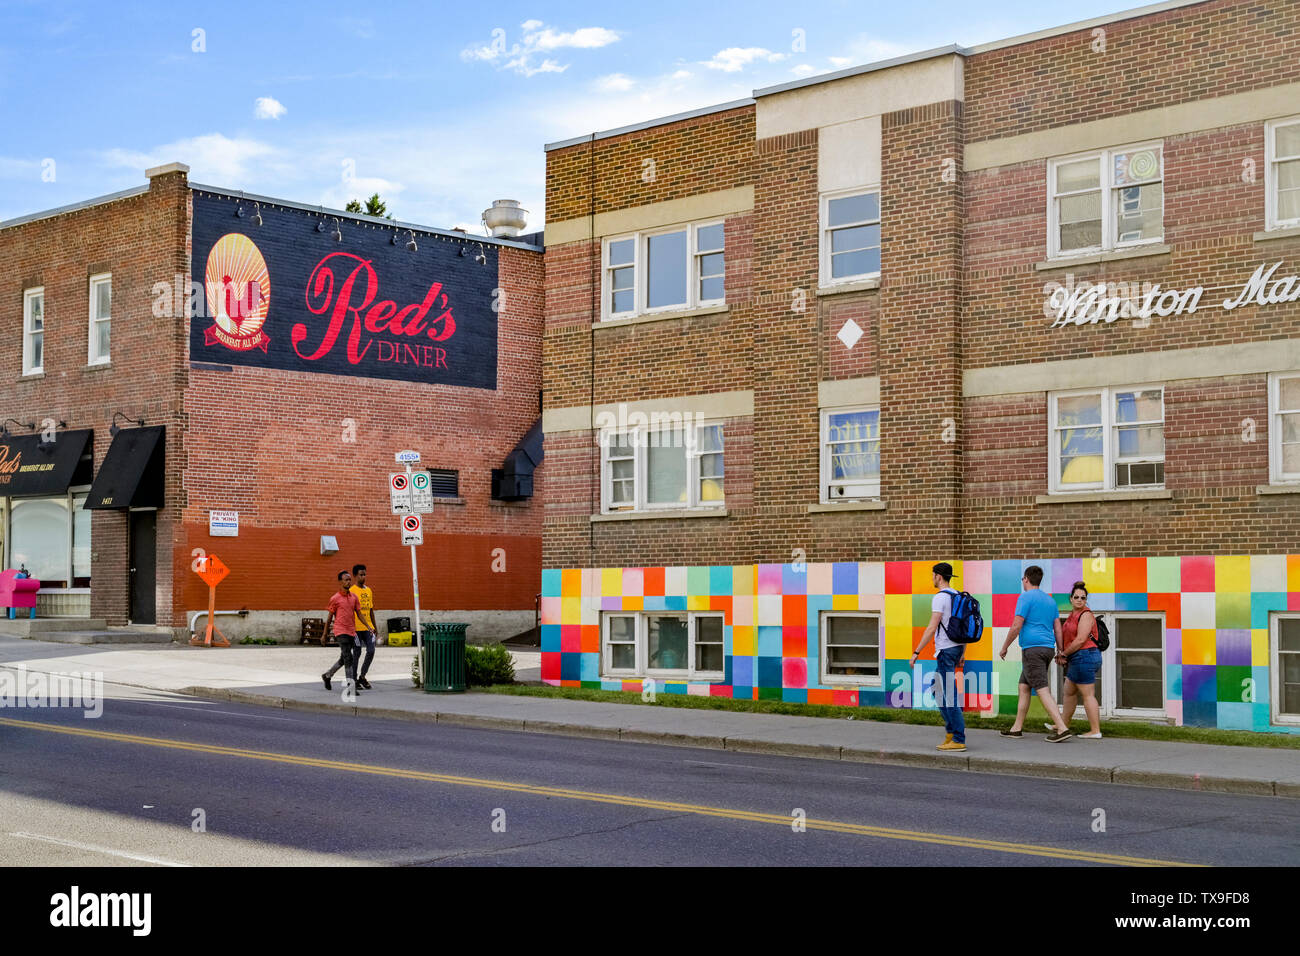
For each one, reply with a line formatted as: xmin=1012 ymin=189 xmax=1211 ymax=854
xmin=939 ymin=589 xmax=984 ymax=644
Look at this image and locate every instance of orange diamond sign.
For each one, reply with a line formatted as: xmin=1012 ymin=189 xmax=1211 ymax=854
xmin=197 ymin=554 xmax=230 ymax=588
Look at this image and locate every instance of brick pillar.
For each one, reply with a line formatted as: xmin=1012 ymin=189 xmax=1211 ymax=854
xmin=750 ymin=129 xmax=819 ymax=562
xmin=878 ymin=101 xmax=964 ymax=558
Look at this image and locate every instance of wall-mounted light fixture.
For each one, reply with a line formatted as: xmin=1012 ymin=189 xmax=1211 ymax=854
xmin=110 ymin=411 xmax=145 ymax=436
xmin=251 ymin=202 xmax=263 ymax=227
xmin=0 ymin=418 xmax=33 ymax=439
xmin=332 ymin=218 xmax=342 ymax=243
xmin=475 ymin=244 xmax=487 ymax=265
xmin=406 ymin=230 xmax=418 ymax=252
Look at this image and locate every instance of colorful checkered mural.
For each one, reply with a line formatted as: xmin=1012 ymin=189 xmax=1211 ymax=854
xmin=540 ymin=556 xmax=1300 ymax=733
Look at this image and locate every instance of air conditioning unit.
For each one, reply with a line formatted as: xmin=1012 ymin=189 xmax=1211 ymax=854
xmin=828 ymin=482 xmax=873 ymax=500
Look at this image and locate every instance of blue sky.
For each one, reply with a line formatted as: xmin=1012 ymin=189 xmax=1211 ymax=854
xmin=1 ymin=0 xmax=1151 ymax=232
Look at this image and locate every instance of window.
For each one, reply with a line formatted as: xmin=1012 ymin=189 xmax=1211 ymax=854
xmin=1049 ymin=386 xmax=1164 ymax=493
xmin=820 ymin=612 xmax=881 ymax=686
xmin=1048 ymin=143 xmax=1163 ymax=257
xmin=88 ymin=273 xmax=111 ymax=364
xmin=820 ymin=406 xmax=880 ymax=501
xmin=428 ymin=469 xmax=458 ymax=497
xmin=1269 ymin=372 xmax=1300 ymax=484
xmin=23 ymin=287 xmax=44 ymax=375
xmin=601 ymin=611 xmax=724 ymax=679
xmin=820 ymin=190 xmax=881 ymax=286
xmin=1110 ymin=615 xmax=1164 ymax=713
xmin=7 ymin=488 xmax=92 ymax=590
xmin=601 ymin=221 xmax=724 ymax=319
xmin=600 ymin=422 xmax=723 ymax=513
xmin=1270 ymin=614 xmax=1300 ymax=724
xmin=1267 ymin=116 xmax=1300 ymax=230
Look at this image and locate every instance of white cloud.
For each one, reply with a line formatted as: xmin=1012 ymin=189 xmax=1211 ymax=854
xmin=531 ymin=26 xmax=619 ymax=51
xmin=253 ymin=96 xmax=287 ymax=120
xmin=461 ymin=21 xmax=618 ymax=76
xmin=790 ymin=64 xmax=818 ymax=78
xmin=669 ymin=69 xmax=692 ymax=81
xmin=594 ymin=73 xmax=634 ymax=92
xmin=101 ymin=134 xmax=284 ymax=185
xmin=702 ymin=47 xmax=787 ymax=72
xmin=828 ymin=56 xmax=852 ymax=67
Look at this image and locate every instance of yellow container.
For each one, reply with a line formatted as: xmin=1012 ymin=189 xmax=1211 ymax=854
xmin=387 ymin=630 xmax=414 ymax=647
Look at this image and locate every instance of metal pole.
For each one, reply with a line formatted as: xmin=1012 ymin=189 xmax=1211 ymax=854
xmin=408 ymin=461 xmax=423 ymax=679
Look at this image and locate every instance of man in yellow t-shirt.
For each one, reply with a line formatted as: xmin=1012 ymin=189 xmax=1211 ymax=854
xmin=350 ymin=564 xmax=380 ymax=690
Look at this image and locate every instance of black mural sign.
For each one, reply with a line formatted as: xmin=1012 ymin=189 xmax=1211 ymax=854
xmin=189 ymin=192 xmax=499 ymax=388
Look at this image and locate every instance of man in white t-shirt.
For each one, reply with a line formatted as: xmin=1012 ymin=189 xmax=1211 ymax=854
xmin=909 ymin=562 xmax=966 ymax=752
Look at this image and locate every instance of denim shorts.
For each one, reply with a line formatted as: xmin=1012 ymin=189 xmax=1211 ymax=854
xmin=1066 ymin=647 xmax=1102 ymax=685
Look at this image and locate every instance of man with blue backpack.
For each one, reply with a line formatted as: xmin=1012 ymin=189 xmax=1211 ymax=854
xmin=910 ymin=562 xmax=984 ymax=753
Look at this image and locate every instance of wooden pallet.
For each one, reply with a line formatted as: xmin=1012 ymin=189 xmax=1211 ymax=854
xmin=300 ymin=617 xmax=332 ymax=646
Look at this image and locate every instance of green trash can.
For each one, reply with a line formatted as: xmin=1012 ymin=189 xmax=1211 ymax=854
xmin=421 ymin=622 xmax=469 ymax=693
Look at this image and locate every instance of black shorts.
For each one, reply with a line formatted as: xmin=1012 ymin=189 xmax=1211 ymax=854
xmin=1019 ymin=646 xmax=1056 ymax=690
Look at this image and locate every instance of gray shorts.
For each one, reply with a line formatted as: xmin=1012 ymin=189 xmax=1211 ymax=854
xmin=1019 ymin=646 xmax=1056 ymax=690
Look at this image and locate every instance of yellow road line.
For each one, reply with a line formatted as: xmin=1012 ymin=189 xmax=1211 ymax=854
xmin=0 ymin=716 xmax=1202 ymax=867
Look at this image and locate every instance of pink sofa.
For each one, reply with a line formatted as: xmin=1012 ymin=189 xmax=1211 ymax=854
xmin=0 ymin=570 xmax=40 ymax=619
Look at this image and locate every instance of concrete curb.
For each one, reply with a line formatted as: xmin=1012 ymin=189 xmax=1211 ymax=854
xmin=178 ymin=686 xmax=1299 ymax=798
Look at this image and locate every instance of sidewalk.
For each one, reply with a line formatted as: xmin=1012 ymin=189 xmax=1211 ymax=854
xmin=2 ymin=635 xmax=1297 ymax=798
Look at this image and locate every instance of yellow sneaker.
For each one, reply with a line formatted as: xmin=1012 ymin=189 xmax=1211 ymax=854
xmin=943 ymin=733 xmax=953 ymax=744
xmin=937 ymin=740 xmax=967 ymax=752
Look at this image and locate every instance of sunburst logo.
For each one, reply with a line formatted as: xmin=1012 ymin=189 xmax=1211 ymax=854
xmin=203 ymin=233 xmax=271 ymax=352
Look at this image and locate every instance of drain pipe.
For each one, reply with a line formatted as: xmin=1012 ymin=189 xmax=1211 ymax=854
xmin=189 ymin=608 xmax=249 ymax=642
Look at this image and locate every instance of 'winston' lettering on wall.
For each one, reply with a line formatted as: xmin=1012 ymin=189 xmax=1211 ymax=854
xmin=1045 ymin=261 xmax=1300 ymax=328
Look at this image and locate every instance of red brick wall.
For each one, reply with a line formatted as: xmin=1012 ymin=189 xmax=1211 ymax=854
xmin=0 ymin=170 xmax=190 ymax=625
xmin=546 ymin=106 xmax=755 ymax=222
xmin=180 ymin=238 xmax=545 ymax=625
xmin=964 ymin=0 xmax=1300 ymax=144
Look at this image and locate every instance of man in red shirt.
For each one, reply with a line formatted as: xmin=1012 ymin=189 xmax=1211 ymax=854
xmin=323 ymin=570 xmax=363 ymax=696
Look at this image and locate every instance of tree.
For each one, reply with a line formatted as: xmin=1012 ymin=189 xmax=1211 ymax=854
xmin=345 ymin=193 xmax=392 ymax=219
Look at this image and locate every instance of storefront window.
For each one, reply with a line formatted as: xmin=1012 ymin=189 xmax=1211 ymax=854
xmin=73 ymin=493 xmax=91 ymax=587
xmin=11 ymin=497 xmax=70 ymax=587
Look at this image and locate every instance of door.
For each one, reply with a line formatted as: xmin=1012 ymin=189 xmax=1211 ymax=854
xmin=129 ymin=510 xmax=156 ymax=624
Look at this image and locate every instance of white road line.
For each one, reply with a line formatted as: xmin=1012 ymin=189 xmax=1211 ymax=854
xmin=8 ymin=831 xmax=191 ymax=867
xmin=129 ymin=700 xmax=299 ymax=721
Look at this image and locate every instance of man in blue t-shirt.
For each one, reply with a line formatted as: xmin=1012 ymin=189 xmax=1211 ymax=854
xmin=997 ymin=565 xmax=1072 ymax=742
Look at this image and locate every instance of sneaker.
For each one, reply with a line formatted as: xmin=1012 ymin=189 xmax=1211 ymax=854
xmin=358 ymin=677 xmax=372 ymax=690
xmin=942 ymin=733 xmax=953 ymax=744
xmin=999 ymin=729 xmax=1023 ymax=738
xmin=321 ymin=673 xmax=332 ymax=691
xmin=1080 ymin=731 xmax=1103 ymax=739
xmin=937 ymin=740 xmax=967 ymax=751
xmin=1045 ymin=729 xmax=1073 ymax=742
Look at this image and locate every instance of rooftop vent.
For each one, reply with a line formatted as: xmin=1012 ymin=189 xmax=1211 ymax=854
xmin=482 ymin=199 xmax=528 ymax=238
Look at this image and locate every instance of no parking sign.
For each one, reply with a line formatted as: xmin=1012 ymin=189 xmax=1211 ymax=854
xmin=401 ymin=513 xmax=423 ymax=546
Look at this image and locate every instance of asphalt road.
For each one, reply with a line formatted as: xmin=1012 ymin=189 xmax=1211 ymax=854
xmin=1 ymin=683 xmax=1297 ymax=867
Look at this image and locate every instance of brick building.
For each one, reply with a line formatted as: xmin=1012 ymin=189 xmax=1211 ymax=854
xmin=539 ymin=0 xmax=1300 ymax=731
xmin=0 ymin=164 xmax=544 ymax=640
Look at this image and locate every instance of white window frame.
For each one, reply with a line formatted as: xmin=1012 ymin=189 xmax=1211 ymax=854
xmin=601 ymin=611 xmax=725 ymax=681
xmin=600 ymin=220 xmax=725 ymax=321
xmin=819 ymin=405 xmax=881 ymax=503
xmin=22 ymin=287 xmax=44 ymax=375
xmin=1268 ymin=371 xmax=1300 ymax=484
xmin=1047 ymin=142 xmax=1164 ymax=258
xmin=1266 ymin=115 xmax=1300 ymax=232
xmin=1047 ymin=384 xmax=1165 ymax=494
xmin=1102 ymin=612 xmax=1166 ymax=718
xmin=87 ymin=272 xmax=111 ymax=366
xmin=819 ymin=611 xmax=882 ymax=687
xmin=819 ymin=187 xmax=881 ymax=287
xmin=599 ymin=422 xmax=724 ymax=514
xmin=1269 ymin=612 xmax=1300 ymax=726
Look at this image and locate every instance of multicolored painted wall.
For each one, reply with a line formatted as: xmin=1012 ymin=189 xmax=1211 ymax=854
xmin=540 ymin=555 xmax=1300 ymax=733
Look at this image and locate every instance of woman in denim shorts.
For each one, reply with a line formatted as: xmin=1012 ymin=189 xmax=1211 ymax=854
xmin=1057 ymin=581 xmax=1103 ymax=738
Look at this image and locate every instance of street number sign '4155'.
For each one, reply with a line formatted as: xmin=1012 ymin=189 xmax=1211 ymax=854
xmin=401 ymin=514 xmax=423 ymax=546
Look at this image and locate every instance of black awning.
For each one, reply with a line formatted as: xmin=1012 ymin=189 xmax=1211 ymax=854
xmin=85 ymin=426 xmax=166 ymax=510
xmin=0 ymin=429 xmax=92 ymax=497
